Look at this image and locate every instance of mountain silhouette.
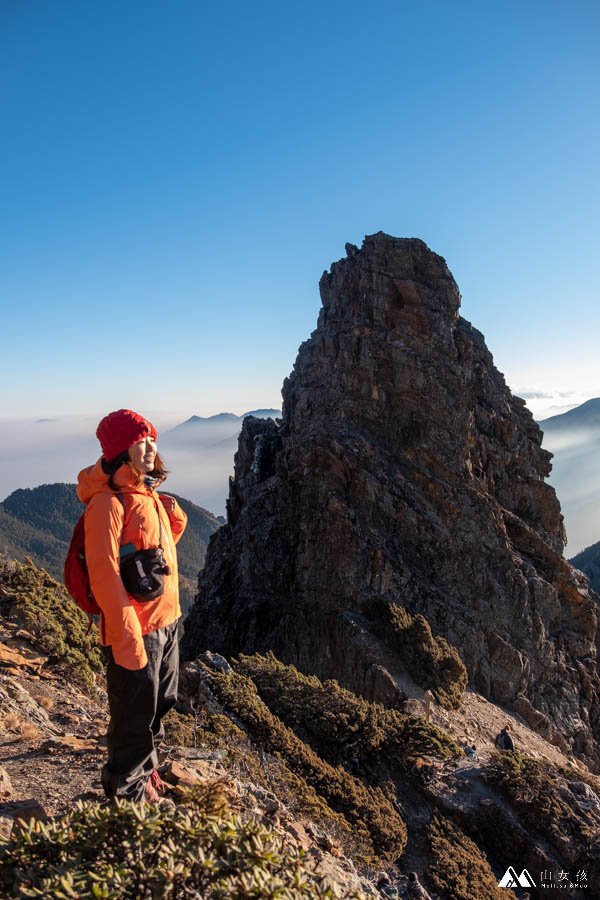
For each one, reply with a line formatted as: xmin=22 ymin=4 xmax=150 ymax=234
xmin=537 ymin=397 xmax=600 ymax=554
xmin=540 ymin=397 xmax=600 ymax=431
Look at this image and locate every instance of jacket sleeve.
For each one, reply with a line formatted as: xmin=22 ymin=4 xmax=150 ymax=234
xmin=158 ymin=494 xmax=187 ymax=544
xmin=84 ymin=493 xmax=148 ymax=670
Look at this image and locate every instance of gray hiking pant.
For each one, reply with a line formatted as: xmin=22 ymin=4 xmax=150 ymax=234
xmin=101 ymin=620 xmax=179 ymax=802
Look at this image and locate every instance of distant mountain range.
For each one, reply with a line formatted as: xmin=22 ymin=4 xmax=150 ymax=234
xmin=539 ymin=397 xmax=600 ymax=432
xmin=538 ymin=397 xmax=600 ymax=557
xmin=0 ymin=483 xmax=223 ymax=614
xmin=0 ymin=408 xmax=279 ymax=612
xmin=1 ymin=401 xmax=597 ymax=568
xmin=163 ymin=409 xmax=282 ymax=452
xmin=169 ymin=409 xmax=281 ymax=432
xmin=0 ymin=407 xmax=283 ymax=520
xmin=570 ymin=543 xmax=600 ymax=595
xmin=559 ymin=398 xmax=600 ymax=586
xmin=156 ymin=408 xmax=282 ymax=507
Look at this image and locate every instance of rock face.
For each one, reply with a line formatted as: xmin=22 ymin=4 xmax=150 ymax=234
xmin=183 ymin=233 xmax=600 ymax=767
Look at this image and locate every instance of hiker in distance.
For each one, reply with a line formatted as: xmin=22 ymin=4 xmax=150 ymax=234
xmin=495 ymin=723 xmax=515 ymax=752
xmin=76 ymin=409 xmax=187 ymax=803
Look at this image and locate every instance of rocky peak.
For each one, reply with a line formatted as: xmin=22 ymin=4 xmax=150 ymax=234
xmin=183 ymin=233 xmax=600 ymax=768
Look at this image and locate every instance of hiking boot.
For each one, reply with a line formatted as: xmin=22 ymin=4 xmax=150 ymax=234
xmin=143 ymin=772 xmax=175 ymax=808
xmin=150 ymin=769 xmax=166 ymax=795
xmin=143 ymin=776 xmax=162 ymax=804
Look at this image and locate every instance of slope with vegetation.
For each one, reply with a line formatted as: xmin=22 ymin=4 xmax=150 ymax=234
xmin=2 ymin=556 xmax=600 ymax=898
xmin=0 ymin=556 xmax=103 ymax=692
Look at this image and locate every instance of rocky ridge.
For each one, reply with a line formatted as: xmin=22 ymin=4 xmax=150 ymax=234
xmin=183 ymin=232 xmax=600 ymax=769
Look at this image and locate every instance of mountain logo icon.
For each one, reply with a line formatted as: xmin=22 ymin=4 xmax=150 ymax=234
xmin=498 ymin=867 xmax=537 ymax=888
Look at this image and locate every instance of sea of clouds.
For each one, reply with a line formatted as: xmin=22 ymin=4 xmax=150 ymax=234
xmin=0 ymin=412 xmax=276 ymax=518
xmin=2 ymin=395 xmax=600 ymax=555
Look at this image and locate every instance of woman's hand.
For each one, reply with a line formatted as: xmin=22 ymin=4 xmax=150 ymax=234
xmin=158 ymin=493 xmax=187 ymax=541
xmin=159 ymin=494 xmax=176 ymax=513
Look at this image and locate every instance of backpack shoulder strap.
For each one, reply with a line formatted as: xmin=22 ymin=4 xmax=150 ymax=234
xmin=117 ymin=491 xmax=128 ymax=531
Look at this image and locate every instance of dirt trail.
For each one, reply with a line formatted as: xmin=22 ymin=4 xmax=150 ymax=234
xmin=431 ymin=689 xmax=579 ymax=770
xmin=0 ymin=626 xmax=108 ymax=828
xmin=393 ymin=659 xmax=580 ymax=773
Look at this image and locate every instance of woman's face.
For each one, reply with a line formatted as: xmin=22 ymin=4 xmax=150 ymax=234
xmin=128 ymin=435 xmax=157 ymax=474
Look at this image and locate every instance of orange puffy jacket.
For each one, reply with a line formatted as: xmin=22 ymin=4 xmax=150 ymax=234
xmin=77 ymin=459 xmax=187 ymax=670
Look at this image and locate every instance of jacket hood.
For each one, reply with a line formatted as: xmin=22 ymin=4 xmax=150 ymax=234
xmin=77 ymin=458 xmax=143 ymax=504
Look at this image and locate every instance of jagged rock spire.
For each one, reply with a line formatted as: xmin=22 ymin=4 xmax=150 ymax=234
xmin=183 ymin=233 xmax=600 ymax=768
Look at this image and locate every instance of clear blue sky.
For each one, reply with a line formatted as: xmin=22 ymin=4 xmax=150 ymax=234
xmin=2 ymin=0 xmax=598 ymax=420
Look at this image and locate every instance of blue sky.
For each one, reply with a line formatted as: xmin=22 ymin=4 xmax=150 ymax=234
xmin=2 ymin=0 xmax=599 ymax=420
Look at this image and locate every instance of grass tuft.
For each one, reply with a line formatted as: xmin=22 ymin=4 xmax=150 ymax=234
xmin=235 ymin=652 xmax=461 ymax=770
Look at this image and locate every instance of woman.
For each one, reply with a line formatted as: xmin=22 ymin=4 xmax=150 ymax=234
xmin=77 ymin=408 xmax=187 ymax=802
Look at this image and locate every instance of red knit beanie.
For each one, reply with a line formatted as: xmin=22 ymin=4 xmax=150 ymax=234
xmin=96 ymin=409 xmax=158 ymax=462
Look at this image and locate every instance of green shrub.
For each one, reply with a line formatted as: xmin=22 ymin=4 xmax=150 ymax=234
xmin=427 ymin=813 xmax=504 ymax=899
xmin=162 ymin=708 xmax=197 ymax=748
xmin=0 ymin=557 xmax=103 ymax=693
xmin=386 ymin=604 xmax=467 ymax=708
xmin=485 ymin=751 xmax=597 ymax=865
xmin=200 ymin=662 xmax=408 ymax=860
xmin=0 ymin=784 xmax=361 ymax=898
xmin=235 ymin=652 xmax=460 ymax=773
xmin=487 ymin=751 xmax=561 ymax=813
xmin=182 ymin=703 xmax=358 ymax=852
